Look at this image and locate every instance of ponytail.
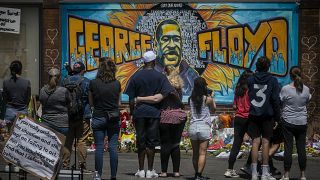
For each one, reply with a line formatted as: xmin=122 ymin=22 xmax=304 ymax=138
xmin=49 ymin=76 xmax=58 ymax=90
xmin=293 ymin=76 xmax=303 ymax=93
xmin=290 ymin=66 xmax=303 ymax=93
xmin=9 ymin=60 xmax=22 ymax=82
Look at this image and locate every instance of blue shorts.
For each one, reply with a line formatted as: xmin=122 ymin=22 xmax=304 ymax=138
xmin=188 ymin=121 xmax=211 ymax=140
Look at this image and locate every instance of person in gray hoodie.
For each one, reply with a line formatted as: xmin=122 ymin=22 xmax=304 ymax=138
xmin=39 ymin=68 xmax=70 ymax=136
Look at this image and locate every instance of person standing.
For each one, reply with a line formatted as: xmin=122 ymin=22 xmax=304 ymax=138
xmin=40 ymin=68 xmax=70 ymax=135
xmin=3 ymin=60 xmax=31 ymax=128
xmin=89 ymin=59 xmax=121 ymax=180
xmin=125 ymin=51 xmax=173 ymax=178
xmin=136 ymin=65 xmax=186 ymax=178
xmin=39 ymin=68 xmax=70 ymax=173
xmin=224 ymin=70 xmax=253 ymax=178
xmin=3 ymin=60 xmax=31 ymax=172
xmin=188 ymin=77 xmax=216 ymax=180
xmin=247 ymin=57 xmax=280 ymax=180
xmin=280 ymin=67 xmax=311 ymax=180
xmin=62 ymin=62 xmax=91 ymax=171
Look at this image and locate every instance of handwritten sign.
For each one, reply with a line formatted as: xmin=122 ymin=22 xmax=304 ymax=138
xmin=1 ymin=116 xmax=65 ymax=180
xmin=0 ymin=7 xmax=21 ymax=34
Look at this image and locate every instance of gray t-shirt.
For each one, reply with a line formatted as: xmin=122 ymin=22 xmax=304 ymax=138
xmin=39 ymin=85 xmax=70 ymax=128
xmin=3 ymin=77 xmax=31 ymax=108
xmin=280 ymin=84 xmax=311 ymax=125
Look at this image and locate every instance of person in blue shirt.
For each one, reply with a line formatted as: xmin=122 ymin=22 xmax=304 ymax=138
xmin=125 ymin=51 xmax=174 ymax=178
xmin=247 ymin=56 xmax=280 ymax=180
xmin=62 ymin=61 xmax=91 ymax=172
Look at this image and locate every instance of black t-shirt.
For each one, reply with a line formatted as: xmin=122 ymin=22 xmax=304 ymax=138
xmin=125 ymin=69 xmax=174 ymax=118
xmin=89 ymin=79 xmax=121 ymax=117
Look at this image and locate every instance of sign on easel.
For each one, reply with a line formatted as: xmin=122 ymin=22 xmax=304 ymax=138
xmin=0 ymin=7 xmax=21 ymax=34
xmin=1 ymin=115 xmax=65 ymax=180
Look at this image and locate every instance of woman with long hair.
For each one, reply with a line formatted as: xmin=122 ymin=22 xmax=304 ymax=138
xmin=136 ymin=65 xmax=185 ymax=177
xmin=3 ymin=60 xmax=31 ymax=127
xmin=39 ymin=68 xmax=70 ymax=135
xmin=89 ymin=58 xmax=121 ymax=180
xmin=224 ymin=70 xmax=253 ymax=178
xmin=188 ymin=77 xmax=215 ymax=180
xmin=280 ymin=66 xmax=311 ymax=180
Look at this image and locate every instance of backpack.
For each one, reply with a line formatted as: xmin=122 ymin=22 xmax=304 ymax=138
xmin=64 ymin=76 xmax=84 ymax=120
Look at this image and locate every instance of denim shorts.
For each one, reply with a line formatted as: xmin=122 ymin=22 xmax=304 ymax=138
xmin=188 ymin=121 xmax=211 ymax=140
xmin=4 ymin=106 xmax=28 ymax=123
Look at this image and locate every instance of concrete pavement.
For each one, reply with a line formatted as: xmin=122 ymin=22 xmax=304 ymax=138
xmin=1 ymin=151 xmax=320 ymax=180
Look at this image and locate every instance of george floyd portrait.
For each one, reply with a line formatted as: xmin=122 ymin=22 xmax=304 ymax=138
xmin=153 ymin=19 xmax=199 ymax=96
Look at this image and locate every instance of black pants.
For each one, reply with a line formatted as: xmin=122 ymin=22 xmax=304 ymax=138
xmin=159 ymin=122 xmax=185 ymax=172
xmin=134 ymin=117 xmax=160 ymax=150
xmin=228 ymin=116 xmax=248 ymax=169
xmin=282 ymin=120 xmax=307 ymax=171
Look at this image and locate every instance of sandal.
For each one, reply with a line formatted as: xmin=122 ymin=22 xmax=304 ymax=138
xmin=159 ymin=172 xmax=168 ymax=178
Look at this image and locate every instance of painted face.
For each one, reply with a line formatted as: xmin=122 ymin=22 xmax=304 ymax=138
xmin=158 ymin=24 xmax=182 ymax=67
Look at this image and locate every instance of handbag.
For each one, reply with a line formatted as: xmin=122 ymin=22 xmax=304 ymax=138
xmin=160 ymin=108 xmax=187 ymax=124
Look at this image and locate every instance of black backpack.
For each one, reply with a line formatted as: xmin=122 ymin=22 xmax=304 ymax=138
xmin=64 ymin=76 xmax=84 ymax=120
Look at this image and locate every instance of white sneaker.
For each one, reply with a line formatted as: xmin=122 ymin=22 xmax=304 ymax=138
xmin=301 ymin=177 xmax=307 ymax=180
xmin=146 ymin=169 xmax=159 ymax=178
xmin=13 ymin=166 xmax=20 ymax=172
xmin=135 ymin=170 xmax=145 ymax=178
xmin=4 ymin=165 xmax=9 ymax=172
xmin=251 ymin=175 xmax=258 ymax=180
xmin=261 ymin=173 xmax=276 ymax=180
xmin=224 ymin=169 xmax=240 ymax=178
xmin=280 ymin=176 xmax=289 ymax=180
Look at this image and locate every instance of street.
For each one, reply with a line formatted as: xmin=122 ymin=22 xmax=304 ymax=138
xmin=1 ymin=151 xmax=320 ymax=180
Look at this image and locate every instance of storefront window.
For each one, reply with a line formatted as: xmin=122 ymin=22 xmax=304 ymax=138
xmin=0 ymin=6 xmax=39 ymax=95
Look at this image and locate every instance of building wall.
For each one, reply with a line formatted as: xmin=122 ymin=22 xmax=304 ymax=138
xmin=40 ymin=0 xmax=320 ymax=136
xmin=300 ymin=1 xmax=320 ymax=136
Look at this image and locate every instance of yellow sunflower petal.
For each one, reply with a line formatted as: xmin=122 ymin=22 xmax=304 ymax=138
xmin=214 ymin=5 xmax=236 ymax=15
xmin=210 ymin=14 xmax=238 ymax=26
xmin=136 ymin=4 xmax=154 ymax=10
xmin=198 ymin=9 xmax=214 ymax=21
xmin=188 ymin=3 xmax=198 ymax=9
xmin=201 ymin=64 xmax=228 ymax=92
xmin=206 ymin=20 xmax=220 ymax=29
xmin=116 ymin=62 xmax=139 ymax=91
xmin=109 ymin=12 xmax=136 ymax=30
xmin=121 ymin=3 xmax=134 ymax=10
xmin=109 ymin=13 xmax=122 ymax=27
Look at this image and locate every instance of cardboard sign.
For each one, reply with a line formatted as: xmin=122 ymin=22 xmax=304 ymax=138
xmin=1 ymin=115 xmax=65 ymax=180
xmin=0 ymin=7 xmax=21 ymax=34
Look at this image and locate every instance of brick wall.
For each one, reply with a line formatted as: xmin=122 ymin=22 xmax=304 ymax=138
xmin=300 ymin=1 xmax=320 ymax=136
xmin=41 ymin=0 xmax=60 ymax=86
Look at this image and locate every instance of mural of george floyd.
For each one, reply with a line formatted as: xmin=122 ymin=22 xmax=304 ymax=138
xmin=60 ymin=2 xmax=299 ymax=104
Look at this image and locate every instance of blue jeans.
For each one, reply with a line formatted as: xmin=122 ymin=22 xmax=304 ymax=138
xmin=4 ymin=106 xmax=28 ymax=123
xmin=91 ymin=116 xmax=120 ymax=178
xmin=42 ymin=121 xmax=69 ymax=136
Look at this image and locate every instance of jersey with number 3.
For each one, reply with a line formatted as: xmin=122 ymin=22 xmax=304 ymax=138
xmin=247 ymin=72 xmax=280 ymax=119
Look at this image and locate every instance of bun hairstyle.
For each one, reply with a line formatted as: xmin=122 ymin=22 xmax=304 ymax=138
xmin=10 ymin=60 xmax=22 ymax=82
xmin=290 ymin=66 xmax=303 ymax=93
